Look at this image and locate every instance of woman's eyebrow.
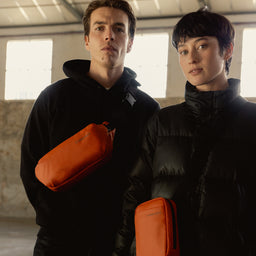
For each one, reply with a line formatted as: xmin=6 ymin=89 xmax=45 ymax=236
xmin=178 ymin=37 xmax=209 ymax=48
xmin=194 ymin=37 xmax=209 ymax=43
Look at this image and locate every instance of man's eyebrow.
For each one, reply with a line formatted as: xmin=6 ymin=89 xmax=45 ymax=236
xmin=92 ymin=21 xmax=107 ymax=26
xmin=92 ymin=21 xmax=125 ymax=27
xmin=115 ymin=22 xmax=125 ymax=27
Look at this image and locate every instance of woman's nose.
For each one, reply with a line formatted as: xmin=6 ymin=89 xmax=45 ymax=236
xmin=188 ymin=49 xmax=199 ymax=63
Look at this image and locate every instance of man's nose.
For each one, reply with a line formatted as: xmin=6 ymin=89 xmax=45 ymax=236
xmin=105 ymin=28 xmax=114 ymax=41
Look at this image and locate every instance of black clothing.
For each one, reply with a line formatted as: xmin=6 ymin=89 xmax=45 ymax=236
xmin=20 ymin=59 xmax=159 ymax=256
xmin=114 ymin=79 xmax=256 ymax=256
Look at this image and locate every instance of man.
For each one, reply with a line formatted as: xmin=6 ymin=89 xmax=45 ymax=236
xmin=113 ymin=8 xmax=256 ymax=256
xmin=20 ymin=0 xmax=159 ymax=255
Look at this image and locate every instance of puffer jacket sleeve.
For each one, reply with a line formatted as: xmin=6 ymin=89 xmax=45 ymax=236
xmin=113 ymin=113 xmax=159 ymax=256
xmin=239 ymin=103 xmax=256 ymax=255
xmin=242 ymin=172 xmax=256 ymax=255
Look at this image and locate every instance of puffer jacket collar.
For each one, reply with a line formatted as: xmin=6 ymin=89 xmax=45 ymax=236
xmin=185 ymin=78 xmax=240 ymax=118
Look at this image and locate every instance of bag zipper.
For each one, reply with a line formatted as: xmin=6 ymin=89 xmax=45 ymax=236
xmin=167 ymin=200 xmax=177 ymax=250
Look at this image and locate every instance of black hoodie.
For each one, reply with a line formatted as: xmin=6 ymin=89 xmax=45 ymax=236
xmin=20 ymin=59 xmax=159 ymax=255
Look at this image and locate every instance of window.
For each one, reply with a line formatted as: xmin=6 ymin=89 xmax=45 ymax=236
xmin=241 ymin=28 xmax=256 ymax=97
xmin=125 ymin=33 xmax=169 ymax=98
xmin=5 ymin=39 xmax=53 ymax=100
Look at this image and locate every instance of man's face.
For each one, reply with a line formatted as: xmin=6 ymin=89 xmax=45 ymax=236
xmin=85 ymin=7 xmax=133 ymax=70
xmin=178 ymin=36 xmax=232 ymax=91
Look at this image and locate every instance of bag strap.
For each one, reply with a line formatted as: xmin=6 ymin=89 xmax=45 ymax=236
xmin=124 ymin=88 xmax=137 ymax=107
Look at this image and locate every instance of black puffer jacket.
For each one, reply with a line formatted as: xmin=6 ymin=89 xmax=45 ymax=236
xmin=114 ymin=79 xmax=256 ymax=256
xmin=20 ymin=60 xmax=159 ymax=255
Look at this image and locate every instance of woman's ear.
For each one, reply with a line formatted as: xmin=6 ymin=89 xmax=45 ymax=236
xmin=224 ymin=42 xmax=234 ymax=60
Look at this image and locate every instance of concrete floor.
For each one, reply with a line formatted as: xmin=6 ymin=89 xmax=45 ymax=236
xmin=0 ymin=217 xmax=38 ymax=256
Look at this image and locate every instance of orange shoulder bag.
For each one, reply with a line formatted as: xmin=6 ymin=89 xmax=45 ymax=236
xmin=35 ymin=122 xmax=115 ymax=192
xmin=35 ymin=90 xmax=137 ymax=192
xmin=135 ymin=197 xmax=180 ymax=256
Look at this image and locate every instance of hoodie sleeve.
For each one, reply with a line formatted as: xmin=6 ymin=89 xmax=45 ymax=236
xmin=20 ymin=89 xmax=51 ymax=209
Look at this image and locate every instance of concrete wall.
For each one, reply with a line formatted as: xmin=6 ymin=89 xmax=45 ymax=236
xmin=0 ymin=16 xmax=256 ymax=218
xmin=0 ymin=100 xmax=34 ymax=217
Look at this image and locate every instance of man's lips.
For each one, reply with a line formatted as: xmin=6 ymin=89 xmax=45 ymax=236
xmin=189 ymin=68 xmax=203 ymax=75
xmin=101 ymin=46 xmax=117 ymax=52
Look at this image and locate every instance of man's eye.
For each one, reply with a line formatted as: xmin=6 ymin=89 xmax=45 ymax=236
xmin=96 ymin=26 xmax=104 ymax=31
xmin=115 ymin=27 xmax=124 ymax=33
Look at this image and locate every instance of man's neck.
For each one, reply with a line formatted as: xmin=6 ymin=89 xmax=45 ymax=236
xmin=88 ymin=62 xmax=124 ymax=89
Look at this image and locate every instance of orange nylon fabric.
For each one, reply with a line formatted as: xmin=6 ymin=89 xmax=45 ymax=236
xmin=35 ymin=122 xmax=115 ymax=192
xmin=135 ymin=197 xmax=180 ymax=256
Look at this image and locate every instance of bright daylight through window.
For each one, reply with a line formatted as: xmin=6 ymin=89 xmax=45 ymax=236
xmin=241 ymin=28 xmax=256 ymax=97
xmin=5 ymin=39 xmax=53 ymax=100
xmin=125 ymin=33 xmax=169 ymax=98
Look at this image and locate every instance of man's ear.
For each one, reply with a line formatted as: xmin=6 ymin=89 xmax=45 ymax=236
xmin=127 ymin=38 xmax=133 ymax=53
xmin=224 ymin=42 xmax=234 ymax=60
xmin=85 ymin=35 xmax=90 ymax=50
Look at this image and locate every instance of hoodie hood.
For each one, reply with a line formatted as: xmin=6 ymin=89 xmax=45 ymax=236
xmin=62 ymin=59 xmax=139 ymax=92
xmin=63 ymin=59 xmax=91 ymax=81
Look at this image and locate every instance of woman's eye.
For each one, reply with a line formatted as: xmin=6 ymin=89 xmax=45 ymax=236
xmin=179 ymin=50 xmax=188 ymax=56
xmin=198 ymin=44 xmax=207 ymax=50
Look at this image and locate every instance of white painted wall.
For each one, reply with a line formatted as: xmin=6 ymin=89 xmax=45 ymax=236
xmin=1 ymin=14 xmax=256 ymax=100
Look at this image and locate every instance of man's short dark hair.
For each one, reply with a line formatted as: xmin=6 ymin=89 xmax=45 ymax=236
xmin=82 ymin=0 xmax=136 ymax=39
xmin=172 ymin=8 xmax=235 ymax=75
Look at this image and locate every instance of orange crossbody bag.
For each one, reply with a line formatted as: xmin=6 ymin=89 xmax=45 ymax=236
xmin=35 ymin=122 xmax=115 ymax=192
xmin=135 ymin=197 xmax=180 ymax=256
xmin=35 ymin=90 xmax=137 ymax=192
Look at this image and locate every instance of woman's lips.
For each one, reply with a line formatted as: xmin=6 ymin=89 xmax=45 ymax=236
xmin=189 ymin=68 xmax=203 ymax=75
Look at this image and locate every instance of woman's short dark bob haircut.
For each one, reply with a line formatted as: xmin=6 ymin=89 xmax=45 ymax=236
xmin=172 ymin=8 xmax=235 ymax=75
xmin=82 ymin=0 xmax=136 ymax=39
